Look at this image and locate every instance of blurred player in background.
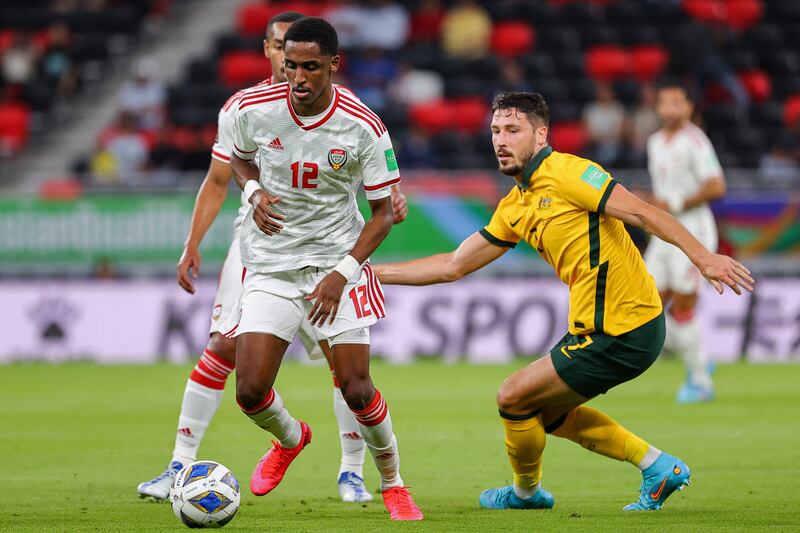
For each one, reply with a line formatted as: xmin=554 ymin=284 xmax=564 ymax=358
xmin=375 ymin=92 xmax=752 ymax=511
xmin=224 ymin=17 xmax=422 ymax=521
xmin=137 ymin=11 xmax=407 ymax=503
xmin=645 ymin=80 xmax=726 ymax=403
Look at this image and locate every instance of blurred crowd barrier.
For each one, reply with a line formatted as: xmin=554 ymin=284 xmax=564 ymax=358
xmin=1 ymin=277 xmax=797 ymax=364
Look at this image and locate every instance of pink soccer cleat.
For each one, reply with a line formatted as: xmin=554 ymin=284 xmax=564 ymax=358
xmin=382 ymin=486 xmax=424 ymax=521
xmin=249 ymin=421 xmax=312 ymax=496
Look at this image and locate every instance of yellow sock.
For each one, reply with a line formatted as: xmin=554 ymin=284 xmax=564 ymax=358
xmin=549 ymin=406 xmax=650 ymax=466
xmin=501 ymin=413 xmax=546 ymax=491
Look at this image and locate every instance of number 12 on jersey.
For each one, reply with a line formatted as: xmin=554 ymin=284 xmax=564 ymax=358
xmin=290 ymin=161 xmax=318 ymax=189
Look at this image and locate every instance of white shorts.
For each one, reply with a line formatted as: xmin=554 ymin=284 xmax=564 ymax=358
xmin=209 ymin=233 xmax=325 ymax=359
xmin=644 ymin=228 xmax=717 ymax=295
xmin=221 ymin=263 xmax=384 ymax=344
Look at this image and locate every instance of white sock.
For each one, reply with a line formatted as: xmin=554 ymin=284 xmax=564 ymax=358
xmin=333 ymin=386 xmax=366 ymax=478
xmin=513 ymin=483 xmax=540 ymax=499
xmin=638 ymin=446 xmax=662 ymax=471
xmin=240 ymin=388 xmax=301 ymax=449
xmin=663 ymin=312 xmax=678 ymax=353
xmin=351 ymin=390 xmax=403 ymax=491
xmin=172 ymin=350 xmax=234 ymax=464
xmin=670 ymin=314 xmax=713 ymax=389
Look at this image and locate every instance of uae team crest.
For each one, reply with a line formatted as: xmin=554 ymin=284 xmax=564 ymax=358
xmin=328 ymin=148 xmax=348 ymax=170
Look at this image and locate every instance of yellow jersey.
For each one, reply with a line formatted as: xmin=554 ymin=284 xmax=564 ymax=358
xmin=481 ymin=146 xmax=662 ymax=336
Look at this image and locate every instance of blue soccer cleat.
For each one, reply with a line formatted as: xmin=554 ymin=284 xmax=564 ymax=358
xmin=337 ymin=471 xmax=374 ymax=503
xmin=676 ymin=382 xmax=715 ymax=404
xmin=137 ymin=460 xmax=183 ymax=500
xmin=623 ymin=453 xmax=690 ymax=510
xmin=479 ymin=485 xmax=554 ymax=510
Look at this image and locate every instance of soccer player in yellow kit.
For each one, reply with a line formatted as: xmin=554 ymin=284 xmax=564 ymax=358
xmin=374 ymin=92 xmax=753 ymax=511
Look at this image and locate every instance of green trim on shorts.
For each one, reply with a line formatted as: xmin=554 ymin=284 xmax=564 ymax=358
xmin=550 ymin=312 xmax=666 ymax=398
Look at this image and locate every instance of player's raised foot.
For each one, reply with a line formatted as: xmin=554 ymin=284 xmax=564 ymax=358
xmin=676 ymin=382 xmax=715 ymax=404
xmin=382 ymin=486 xmax=423 ymax=520
xmin=338 ymin=471 xmax=374 ymax=502
xmin=137 ymin=460 xmax=184 ymax=501
xmin=623 ymin=452 xmax=691 ymax=510
xmin=479 ymin=485 xmax=554 ymax=510
xmin=250 ymin=421 xmax=312 ymax=496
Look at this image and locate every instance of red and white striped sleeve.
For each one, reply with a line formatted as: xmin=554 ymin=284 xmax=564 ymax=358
xmin=232 ymin=107 xmax=258 ymax=161
xmin=359 ymin=131 xmax=401 ymax=200
xmin=210 ymin=103 xmax=236 ymax=163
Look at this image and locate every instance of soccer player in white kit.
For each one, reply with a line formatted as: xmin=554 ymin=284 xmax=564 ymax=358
xmin=136 ymin=12 xmax=407 ymax=503
xmin=644 ymin=80 xmax=727 ymax=403
xmin=224 ymin=17 xmax=423 ymax=521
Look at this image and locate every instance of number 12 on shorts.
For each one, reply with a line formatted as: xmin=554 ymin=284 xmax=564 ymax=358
xmin=348 ymin=285 xmax=372 ymax=319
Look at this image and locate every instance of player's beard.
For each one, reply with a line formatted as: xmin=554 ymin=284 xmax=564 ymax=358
xmin=497 ymin=145 xmax=538 ymax=177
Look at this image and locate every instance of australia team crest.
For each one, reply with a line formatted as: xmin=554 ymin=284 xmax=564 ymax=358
xmin=328 ymin=148 xmax=348 ymax=170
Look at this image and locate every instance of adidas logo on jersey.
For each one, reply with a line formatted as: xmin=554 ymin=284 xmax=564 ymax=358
xmin=267 ymin=137 xmax=284 ymax=151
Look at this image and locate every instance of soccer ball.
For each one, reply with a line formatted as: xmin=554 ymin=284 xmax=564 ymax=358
xmin=170 ymin=461 xmax=240 ymax=528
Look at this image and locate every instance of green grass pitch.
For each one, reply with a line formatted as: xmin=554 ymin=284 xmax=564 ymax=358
xmin=2 ymin=359 xmax=799 ymax=532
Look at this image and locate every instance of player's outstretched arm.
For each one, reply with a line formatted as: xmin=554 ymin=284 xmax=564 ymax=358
xmin=374 ymin=232 xmax=508 ymax=286
xmin=390 ymin=184 xmax=408 ymax=224
xmin=177 ymin=157 xmax=231 ymax=294
xmin=306 ymin=196 xmax=394 ymax=326
xmin=604 ymin=183 xmax=754 ymax=295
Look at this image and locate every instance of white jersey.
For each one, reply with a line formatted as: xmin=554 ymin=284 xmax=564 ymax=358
xmin=232 ymin=82 xmax=400 ymax=273
xmin=647 ymin=122 xmax=723 ymax=235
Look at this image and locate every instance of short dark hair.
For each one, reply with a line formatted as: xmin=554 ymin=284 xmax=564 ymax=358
xmin=266 ymin=11 xmax=305 ymax=38
xmin=491 ymin=92 xmax=550 ymax=126
xmin=283 ymin=16 xmax=339 ymax=56
xmin=656 ymin=78 xmax=696 ymax=102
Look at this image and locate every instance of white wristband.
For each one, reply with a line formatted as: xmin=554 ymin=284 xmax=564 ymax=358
xmin=244 ymin=180 xmax=261 ymax=203
xmin=333 ymin=255 xmax=361 ymax=281
xmin=667 ymin=196 xmax=684 ymax=215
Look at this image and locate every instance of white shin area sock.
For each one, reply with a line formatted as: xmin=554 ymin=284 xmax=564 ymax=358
xmin=241 ymin=389 xmax=301 ymax=449
xmin=671 ymin=315 xmax=713 ymax=389
xmin=172 ymin=379 xmax=224 ymax=464
xmin=333 ymin=387 xmax=366 ymax=478
xmin=351 ymin=390 xmax=402 ymax=491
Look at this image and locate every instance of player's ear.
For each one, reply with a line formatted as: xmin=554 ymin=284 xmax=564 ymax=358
xmin=536 ymin=124 xmax=549 ymax=145
xmin=263 ymin=38 xmax=268 ymax=57
xmin=330 ymin=54 xmax=340 ymax=75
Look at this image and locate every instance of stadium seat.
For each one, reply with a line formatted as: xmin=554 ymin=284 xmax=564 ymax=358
xmin=0 ymin=102 xmax=31 ymax=154
xmin=236 ymin=2 xmax=273 ymax=37
xmin=549 ymin=122 xmax=588 ymax=154
xmin=630 ymin=45 xmax=670 ymax=81
xmin=738 ymin=69 xmax=772 ymax=103
xmin=585 ymin=45 xmax=631 ymax=81
xmin=783 ymin=94 xmax=800 ymax=126
xmin=218 ymin=51 xmax=270 ymax=88
xmin=408 ymin=100 xmax=451 ymax=134
xmin=451 ymin=98 xmax=488 ymax=134
xmin=490 ymin=21 xmax=536 ymax=58
xmin=726 ymin=0 xmax=763 ymax=31
xmin=683 ymin=0 xmax=727 ymax=23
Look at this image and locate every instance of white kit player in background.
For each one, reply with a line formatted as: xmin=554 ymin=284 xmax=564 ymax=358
xmin=224 ymin=17 xmax=422 ymax=521
xmin=137 ymin=11 xmax=407 ymax=503
xmin=644 ymin=80 xmax=727 ymax=404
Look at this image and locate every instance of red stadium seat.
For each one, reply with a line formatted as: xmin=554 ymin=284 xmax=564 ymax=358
xmin=491 ymin=21 xmax=536 ymax=58
xmin=683 ymin=0 xmax=726 ymax=23
xmin=39 ymin=179 xmax=82 ymax=200
xmin=630 ymin=45 xmax=670 ymax=81
xmin=0 ymin=102 xmax=31 ymax=154
xmin=408 ymin=100 xmax=451 ymax=134
xmin=451 ymin=98 xmax=488 ymax=134
xmin=548 ymin=122 xmax=587 ymax=154
xmin=585 ymin=45 xmax=631 ymax=81
xmin=738 ymin=69 xmax=771 ymax=103
xmin=726 ymin=0 xmax=763 ymax=31
xmin=219 ymin=50 xmax=271 ymax=88
xmin=784 ymin=94 xmax=800 ymax=126
xmin=236 ymin=2 xmax=326 ymax=36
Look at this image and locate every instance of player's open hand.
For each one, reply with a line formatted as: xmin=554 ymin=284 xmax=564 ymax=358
xmin=177 ymin=245 xmax=201 ymax=294
xmin=250 ymin=189 xmax=285 ymax=235
xmin=698 ymin=253 xmax=754 ymax=295
xmin=305 ymin=272 xmax=347 ymax=327
xmin=391 ymin=188 xmax=408 ymax=224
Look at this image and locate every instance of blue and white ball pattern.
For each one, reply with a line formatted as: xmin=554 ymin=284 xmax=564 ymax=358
xmin=170 ymin=461 xmax=240 ymax=528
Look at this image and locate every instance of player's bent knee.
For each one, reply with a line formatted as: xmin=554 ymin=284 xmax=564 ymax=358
xmin=207 ymin=333 xmax=237 ymax=364
xmin=496 ymin=383 xmax=525 ymax=413
xmin=235 ymin=378 xmax=271 ymax=410
xmin=339 ymin=379 xmax=375 ymax=411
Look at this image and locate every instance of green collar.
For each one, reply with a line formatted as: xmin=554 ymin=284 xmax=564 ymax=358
xmin=518 ymin=145 xmax=553 ymax=189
